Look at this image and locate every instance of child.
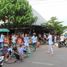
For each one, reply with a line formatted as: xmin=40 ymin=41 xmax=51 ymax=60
xmin=16 ymin=37 xmax=25 ymax=61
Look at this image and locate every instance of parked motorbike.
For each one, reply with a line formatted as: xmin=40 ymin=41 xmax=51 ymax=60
xmin=0 ymin=48 xmax=4 ymax=67
xmin=0 ymin=56 xmax=4 ymax=67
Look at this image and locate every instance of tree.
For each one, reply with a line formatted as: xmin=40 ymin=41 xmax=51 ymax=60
xmin=42 ymin=17 xmax=67 ymax=35
xmin=0 ymin=0 xmax=36 ymax=27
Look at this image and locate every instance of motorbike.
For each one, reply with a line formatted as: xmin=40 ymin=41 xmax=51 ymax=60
xmin=0 ymin=47 xmax=4 ymax=67
xmin=0 ymin=56 xmax=4 ymax=67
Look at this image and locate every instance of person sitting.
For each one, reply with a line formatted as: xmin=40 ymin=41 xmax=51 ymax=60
xmin=13 ymin=46 xmax=20 ymax=61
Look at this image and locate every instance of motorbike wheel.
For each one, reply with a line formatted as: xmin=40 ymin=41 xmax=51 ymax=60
xmin=58 ymin=42 xmax=61 ymax=48
xmin=0 ymin=65 xmax=2 ymax=67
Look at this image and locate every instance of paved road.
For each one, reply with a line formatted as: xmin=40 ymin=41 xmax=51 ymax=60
xmin=4 ymin=45 xmax=67 ymax=67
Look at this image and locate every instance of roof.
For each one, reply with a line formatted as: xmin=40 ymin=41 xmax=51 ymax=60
xmin=32 ymin=9 xmax=46 ymax=25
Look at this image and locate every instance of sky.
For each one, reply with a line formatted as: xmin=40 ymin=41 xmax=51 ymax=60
xmin=28 ymin=0 xmax=67 ymax=26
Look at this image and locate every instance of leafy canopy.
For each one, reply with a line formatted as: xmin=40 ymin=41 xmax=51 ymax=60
xmin=42 ymin=17 xmax=67 ymax=35
xmin=0 ymin=0 xmax=36 ymax=26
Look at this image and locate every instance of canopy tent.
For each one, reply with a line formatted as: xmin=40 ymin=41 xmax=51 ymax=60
xmin=0 ymin=28 xmax=10 ymax=32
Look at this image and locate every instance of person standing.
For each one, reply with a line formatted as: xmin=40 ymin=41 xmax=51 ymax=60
xmin=0 ymin=34 xmax=4 ymax=48
xmin=47 ymin=33 xmax=54 ymax=55
xmin=24 ymin=33 xmax=31 ymax=54
xmin=60 ymin=35 xmax=65 ymax=47
xmin=31 ymin=33 xmax=37 ymax=51
xmin=11 ymin=34 xmax=17 ymax=46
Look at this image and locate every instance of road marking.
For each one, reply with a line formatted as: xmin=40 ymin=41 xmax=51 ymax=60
xmin=28 ymin=61 xmax=54 ymax=66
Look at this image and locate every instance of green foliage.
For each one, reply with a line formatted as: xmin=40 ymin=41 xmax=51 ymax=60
xmin=42 ymin=17 xmax=67 ymax=35
xmin=0 ymin=0 xmax=36 ymax=26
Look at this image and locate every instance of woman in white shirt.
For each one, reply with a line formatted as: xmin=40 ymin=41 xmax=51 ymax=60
xmin=47 ymin=33 xmax=54 ymax=55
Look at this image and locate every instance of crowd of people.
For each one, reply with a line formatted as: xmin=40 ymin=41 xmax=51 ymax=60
xmin=0 ymin=32 xmax=67 ymax=63
xmin=0 ymin=33 xmax=39 ymax=63
xmin=46 ymin=33 xmax=67 ymax=55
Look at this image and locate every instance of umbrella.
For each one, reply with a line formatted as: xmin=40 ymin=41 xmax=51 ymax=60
xmin=0 ymin=28 xmax=10 ymax=32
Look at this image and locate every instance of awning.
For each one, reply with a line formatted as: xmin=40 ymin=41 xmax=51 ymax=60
xmin=0 ymin=28 xmax=10 ymax=32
